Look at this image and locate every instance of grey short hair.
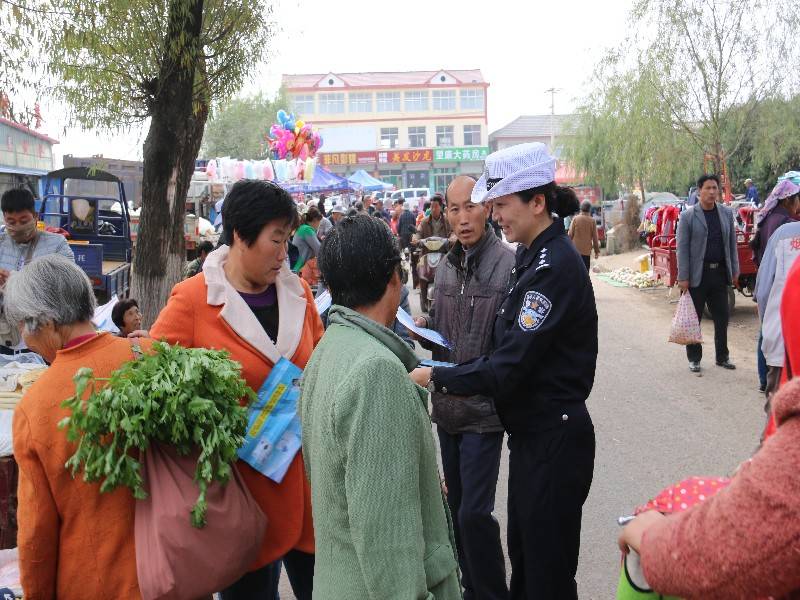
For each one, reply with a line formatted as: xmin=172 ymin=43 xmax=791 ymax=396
xmin=580 ymin=200 xmax=592 ymax=213
xmin=4 ymin=254 xmax=96 ymax=333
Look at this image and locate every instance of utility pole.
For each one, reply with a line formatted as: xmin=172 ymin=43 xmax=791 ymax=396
xmin=544 ymin=88 xmax=560 ymax=150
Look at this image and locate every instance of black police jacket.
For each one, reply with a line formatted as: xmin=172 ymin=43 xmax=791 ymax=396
xmin=431 ymin=219 xmax=598 ymax=433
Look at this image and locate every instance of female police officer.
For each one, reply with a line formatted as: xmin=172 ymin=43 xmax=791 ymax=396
xmin=412 ymin=142 xmax=597 ymax=600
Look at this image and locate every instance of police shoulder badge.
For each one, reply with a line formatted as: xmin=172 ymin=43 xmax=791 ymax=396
xmin=518 ymin=290 xmax=552 ymax=332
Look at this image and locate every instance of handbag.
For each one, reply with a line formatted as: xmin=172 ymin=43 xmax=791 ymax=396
xmin=135 ymin=444 xmax=267 ymax=599
xmin=668 ymin=292 xmax=703 ymax=345
xmin=131 ymin=341 xmax=267 ymax=600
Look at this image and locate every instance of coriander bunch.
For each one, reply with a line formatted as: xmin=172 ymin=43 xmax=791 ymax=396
xmin=59 ymin=342 xmax=255 ymax=528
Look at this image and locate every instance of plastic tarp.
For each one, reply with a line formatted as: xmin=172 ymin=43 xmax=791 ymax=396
xmin=347 ymin=170 xmax=393 ymax=192
xmin=310 ymin=168 xmax=353 ymax=192
xmin=280 ymin=167 xmax=354 ymax=194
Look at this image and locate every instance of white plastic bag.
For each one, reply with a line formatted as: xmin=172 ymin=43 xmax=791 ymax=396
xmin=669 ymin=292 xmax=703 ymax=345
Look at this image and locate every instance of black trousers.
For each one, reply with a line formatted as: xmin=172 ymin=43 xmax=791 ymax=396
xmin=507 ymin=414 xmax=595 ymax=600
xmin=220 ymin=550 xmax=314 ymax=600
xmin=438 ymin=428 xmax=508 ymax=600
xmin=686 ymin=264 xmax=730 ymax=363
xmin=581 ymin=255 xmax=590 ymax=271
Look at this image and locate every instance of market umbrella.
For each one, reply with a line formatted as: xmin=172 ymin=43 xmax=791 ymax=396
xmin=347 ymin=170 xmax=392 ymax=192
xmin=311 ymin=167 xmax=354 ymax=192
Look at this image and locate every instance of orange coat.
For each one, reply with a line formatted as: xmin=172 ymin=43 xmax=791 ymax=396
xmin=14 ymin=333 xmax=144 ymax=600
xmin=150 ymin=246 xmax=324 ymax=569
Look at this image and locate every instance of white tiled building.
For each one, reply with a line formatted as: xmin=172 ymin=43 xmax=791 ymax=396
xmin=282 ymin=70 xmax=490 ymax=192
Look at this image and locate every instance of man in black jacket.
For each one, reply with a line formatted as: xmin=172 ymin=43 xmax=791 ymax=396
xmin=415 ymin=176 xmax=513 ymax=600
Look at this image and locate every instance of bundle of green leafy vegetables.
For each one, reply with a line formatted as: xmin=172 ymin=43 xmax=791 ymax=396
xmin=59 ymin=341 xmax=255 ymax=528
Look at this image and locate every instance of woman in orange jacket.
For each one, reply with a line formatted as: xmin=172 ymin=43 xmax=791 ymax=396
xmin=6 ymin=255 xmax=146 ymax=600
xmin=151 ymin=180 xmax=324 ymax=600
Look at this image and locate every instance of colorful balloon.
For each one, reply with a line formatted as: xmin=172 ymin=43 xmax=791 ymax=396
xmin=298 ymin=143 xmax=309 ymax=161
xmin=277 ymin=109 xmax=288 ymax=124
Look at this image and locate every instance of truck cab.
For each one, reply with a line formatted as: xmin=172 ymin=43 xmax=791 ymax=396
xmin=39 ymin=167 xmax=132 ymax=302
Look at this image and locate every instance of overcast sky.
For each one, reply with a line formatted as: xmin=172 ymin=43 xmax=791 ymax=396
xmin=50 ymin=0 xmax=634 ymax=164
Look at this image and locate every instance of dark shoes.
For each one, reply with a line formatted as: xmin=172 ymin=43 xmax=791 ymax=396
xmin=689 ymin=361 xmax=701 ymax=373
xmin=716 ymin=360 xmax=736 ymax=370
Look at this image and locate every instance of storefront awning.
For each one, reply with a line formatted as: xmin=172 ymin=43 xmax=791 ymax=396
xmin=0 ymin=165 xmax=49 ymax=177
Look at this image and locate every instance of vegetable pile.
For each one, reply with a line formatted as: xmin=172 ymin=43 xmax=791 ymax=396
xmin=59 ymin=342 xmax=255 ymax=528
xmin=607 ymin=267 xmax=661 ymax=289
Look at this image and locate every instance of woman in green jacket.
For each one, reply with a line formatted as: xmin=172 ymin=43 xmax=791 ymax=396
xmin=300 ymin=214 xmax=461 ymax=599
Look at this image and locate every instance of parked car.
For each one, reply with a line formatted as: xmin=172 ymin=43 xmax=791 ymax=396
xmin=390 ymin=188 xmax=430 ymax=203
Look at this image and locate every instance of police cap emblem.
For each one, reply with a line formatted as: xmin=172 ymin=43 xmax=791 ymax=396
xmin=518 ymin=290 xmax=552 ymax=332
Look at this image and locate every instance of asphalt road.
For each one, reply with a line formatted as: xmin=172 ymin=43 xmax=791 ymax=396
xmin=281 ymin=252 xmax=766 ymax=598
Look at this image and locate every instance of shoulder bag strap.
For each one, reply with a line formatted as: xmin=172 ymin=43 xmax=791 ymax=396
xmin=128 ymin=337 xmax=144 ymax=360
xmin=23 ymin=232 xmax=39 ymax=266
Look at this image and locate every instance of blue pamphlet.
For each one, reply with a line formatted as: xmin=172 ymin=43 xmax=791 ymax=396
xmin=396 ymin=307 xmax=453 ymax=349
xmin=419 ymin=359 xmax=456 ymax=368
xmin=315 ymin=289 xmax=332 ymax=315
xmin=238 ymin=357 xmax=303 ymax=483
xmin=317 ymin=292 xmax=452 ymax=350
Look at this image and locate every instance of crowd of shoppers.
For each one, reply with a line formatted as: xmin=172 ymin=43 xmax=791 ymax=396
xmin=12 ymin=144 xmax=800 ymax=600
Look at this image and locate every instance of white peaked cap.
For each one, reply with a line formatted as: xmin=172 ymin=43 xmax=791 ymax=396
xmin=472 ymin=142 xmax=557 ymax=203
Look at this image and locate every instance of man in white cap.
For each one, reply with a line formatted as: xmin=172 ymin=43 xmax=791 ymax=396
xmin=411 ymin=142 xmax=597 ymax=600
xmin=330 ymin=204 xmax=346 ymax=227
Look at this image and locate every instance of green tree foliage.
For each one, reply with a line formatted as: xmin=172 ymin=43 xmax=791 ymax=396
xmin=202 ymin=88 xmax=289 ymax=159
xmin=0 ymin=0 xmax=51 ymax=123
xmin=569 ymin=0 xmax=800 ymax=198
xmin=724 ymin=96 xmax=800 ymax=195
xmin=632 ymin=0 xmax=798 ymax=172
xmin=565 ymin=57 xmax=697 ymax=197
xmin=5 ymin=0 xmax=274 ymax=324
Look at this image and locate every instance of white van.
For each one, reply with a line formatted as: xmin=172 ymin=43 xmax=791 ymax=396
xmin=390 ymin=188 xmax=430 ymax=203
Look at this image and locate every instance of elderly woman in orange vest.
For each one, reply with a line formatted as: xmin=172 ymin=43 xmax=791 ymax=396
xmin=151 ymin=180 xmax=324 ymax=600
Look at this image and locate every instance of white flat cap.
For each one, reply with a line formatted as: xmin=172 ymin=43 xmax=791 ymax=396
xmin=472 ymin=142 xmax=557 ymax=204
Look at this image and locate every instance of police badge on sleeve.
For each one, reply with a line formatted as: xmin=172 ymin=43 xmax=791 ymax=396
xmin=518 ymin=291 xmax=552 ymax=332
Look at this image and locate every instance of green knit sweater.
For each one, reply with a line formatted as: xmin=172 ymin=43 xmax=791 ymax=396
xmin=300 ymin=305 xmax=462 ymax=599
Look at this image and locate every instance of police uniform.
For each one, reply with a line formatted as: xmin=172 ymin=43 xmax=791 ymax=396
xmin=428 ymin=143 xmax=598 ymax=600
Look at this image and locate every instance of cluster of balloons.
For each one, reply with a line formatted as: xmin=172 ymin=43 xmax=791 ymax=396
xmin=267 ymin=109 xmax=323 ymax=161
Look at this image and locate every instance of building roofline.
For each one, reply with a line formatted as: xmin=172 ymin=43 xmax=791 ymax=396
xmin=282 ymin=69 xmax=489 ymax=91
xmin=283 ymin=68 xmax=486 ymax=77
xmin=489 ymin=114 xmax=575 ymax=139
xmin=0 ymin=117 xmax=60 ymax=144
xmin=286 ymin=82 xmax=489 ymax=92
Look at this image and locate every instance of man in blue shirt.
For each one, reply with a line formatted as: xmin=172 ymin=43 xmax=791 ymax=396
xmin=0 ymin=188 xmax=74 ymax=284
xmin=745 ymin=178 xmax=760 ymax=206
xmin=0 ymin=188 xmax=74 ymax=353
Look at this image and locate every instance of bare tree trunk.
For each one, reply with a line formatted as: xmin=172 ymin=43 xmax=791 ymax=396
xmin=130 ymin=0 xmax=209 ymax=327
